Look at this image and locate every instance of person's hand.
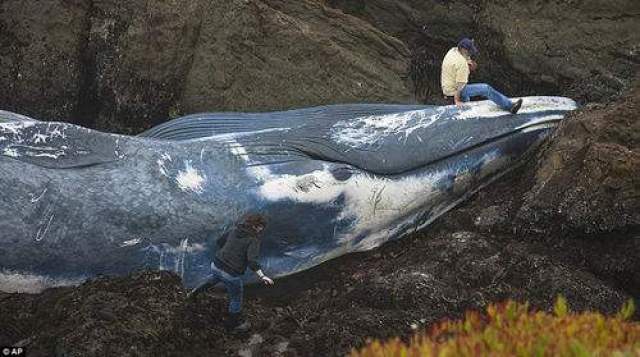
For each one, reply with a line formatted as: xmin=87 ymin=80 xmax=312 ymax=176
xmin=455 ymin=100 xmax=465 ymax=108
xmin=261 ymin=276 xmax=274 ymax=285
xmin=468 ymin=60 xmax=478 ymax=72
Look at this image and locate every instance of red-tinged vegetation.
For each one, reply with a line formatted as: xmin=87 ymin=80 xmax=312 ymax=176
xmin=353 ymin=297 xmax=640 ymax=357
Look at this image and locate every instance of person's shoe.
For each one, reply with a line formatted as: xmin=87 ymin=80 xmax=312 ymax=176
xmin=232 ymin=319 xmax=251 ymax=333
xmin=225 ymin=313 xmax=251 ymax=333
xmin=510 ymin=98 xmax=523 ymax=114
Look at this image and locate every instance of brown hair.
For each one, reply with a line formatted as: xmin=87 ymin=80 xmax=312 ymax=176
xmin=239 ymin=213 xmax=267 ymax=233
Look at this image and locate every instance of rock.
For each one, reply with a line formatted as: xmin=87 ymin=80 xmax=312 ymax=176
xmin=327 ymin=0 xmax=478 ymax=102
xmin=478 ymin=0 xmax=640 ymax=103
xmin=327 ymin=0 xmax=476 ymax=43
xmin=3 ymin=0 xmax=637 ymax=130
xmin=76 ymin=0 xmax=203 ymax=132
xmin=0 ymin=0 xmax=411 ymax=133
xmin=0 ymin=0 xmax=90 ymax=121
xmin=329 ymin=0 xmax=640 ymax=103
xmin=238 ymin=333 xmax=264 ymax=357
xmin=474 ymin=205 xmax=508 ymax=230
xmin=181 ymin=0 xmax=411 ymax=115
xmin=518 ymin=79 xmax=640 ymax=236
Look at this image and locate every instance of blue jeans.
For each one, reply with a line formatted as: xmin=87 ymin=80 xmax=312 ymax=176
xmin=205 ymin=262 xmax=244 ymax=313
xmin=460 ymin=83 xmax=513 ymax=111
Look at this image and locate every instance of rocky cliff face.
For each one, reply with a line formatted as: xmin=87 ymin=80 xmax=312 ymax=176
xmin=329 ymin=0 xmax=640 ymax=103
xmin=181 ymin=0 xmax=410 ymax=115
xmin=518 ymin=79 xmax=640 ymax=236
xmin=3 ymin=1 xmax=638 ymax=132
xmin=1 ymin=0 xmax=410 ymax=132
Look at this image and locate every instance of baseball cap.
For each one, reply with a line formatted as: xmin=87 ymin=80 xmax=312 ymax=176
xmin=458 ymin=38 xmax=479 ymax=56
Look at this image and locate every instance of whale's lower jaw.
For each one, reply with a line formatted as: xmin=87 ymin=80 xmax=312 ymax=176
xmin=237 ymin=122 xmax=557 ymax=285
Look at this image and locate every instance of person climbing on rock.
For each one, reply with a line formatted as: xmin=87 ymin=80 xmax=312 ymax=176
xmin=441 ymin=37 xmax=523 ymax=114
xmin=188 ymin=213 xmax=274 ymax=333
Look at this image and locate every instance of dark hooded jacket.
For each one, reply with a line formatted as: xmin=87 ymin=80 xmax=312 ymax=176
xmin=213 ymin=225 xmax=262 ymax=276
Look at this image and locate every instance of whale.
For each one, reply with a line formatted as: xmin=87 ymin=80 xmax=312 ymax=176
xmin=0 ymin=97 xmax=577 ymax=293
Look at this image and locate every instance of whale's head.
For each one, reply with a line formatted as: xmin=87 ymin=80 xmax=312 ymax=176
xmin=139 ymin=97 xmax=578 ymax=280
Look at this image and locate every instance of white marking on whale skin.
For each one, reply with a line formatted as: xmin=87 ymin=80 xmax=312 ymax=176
xmin=30 ymin=187 xmax=48 ymax=203
xmin=2 ymin=147 xmax=19 ymax=157
xmin=48 ymin=126 xmax=66 ymax=139
xmin=113 ymin=138 xmax=126 ymax=159
xmin=157 ymin=153 xmax=173 ymax=177
xmin=12 ymin=144 xmax=61 ymax=151
xmin=0 ymin=121 xmax=36 ymax=134
xmin=258 ymin=165 xmax=445 ymax=240
xmin=0 ymin=270 xmax=86 ymax=293
xmin=330 ymin=109 xmax=442 ymax=148
xmin=256 ymin=145 xmax=519 ymax=254
xmin=0 ymin=136 xmax=7 ymax=141
xmin=229 ymin=141 xmax=249 ymax=159
xmin=157 ymin=242 xmax=207 ymax=254
xmin=175 ymin=238 xmax=190 ymax=279
xmin=208 ymin=127 xmax=292 ymax=141
xmin=515 ymin=114 xmax=565 ymax=131
xmin=3 ymin=144 xmax=67 ymax=159
xmin=158 ymin=162 xmax=168 ymax=177
xmin=520 ymin=122 xmax=559 ymax=133
xmin=176 ymin=161 xmax=206 ymax=193
xmin=226 ymin=139 xmax=272 ymax=182
xmin=159 ymin=249 xmax=167 ymax=271
xmin=120 ymin=237 xmax=143 ymax=247
xmin=351 ymin=149 xmax=511 ymax=252
xmin=32 ymin=132 xmax=49 ymax=144
xmin=35 ymin=213 xmax=55 ymax=242
xmin=453 ymin=96 xmax=578 ymax=120
xmin=31 ymin=152 xmax=65 ymax=159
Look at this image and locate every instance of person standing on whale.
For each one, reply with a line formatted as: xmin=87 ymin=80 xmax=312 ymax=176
xmin=189 ymin=213 xmax=274 ymax=333
xmin=441 ymin=37 xmax=523 ymax=114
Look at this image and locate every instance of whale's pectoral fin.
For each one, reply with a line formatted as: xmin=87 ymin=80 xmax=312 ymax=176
xmin=0 ymin=118 xmax=123 ymax=169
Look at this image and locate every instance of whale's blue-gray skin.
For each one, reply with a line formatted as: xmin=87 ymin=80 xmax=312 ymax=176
xmin=0 ymin=97 xmax=577 ymax=292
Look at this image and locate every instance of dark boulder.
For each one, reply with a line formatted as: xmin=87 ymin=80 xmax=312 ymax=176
xmin=0 ymin=0 xmax=410 ymax=133
xmin=518 ymin=78 xmax=640 ymax=236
